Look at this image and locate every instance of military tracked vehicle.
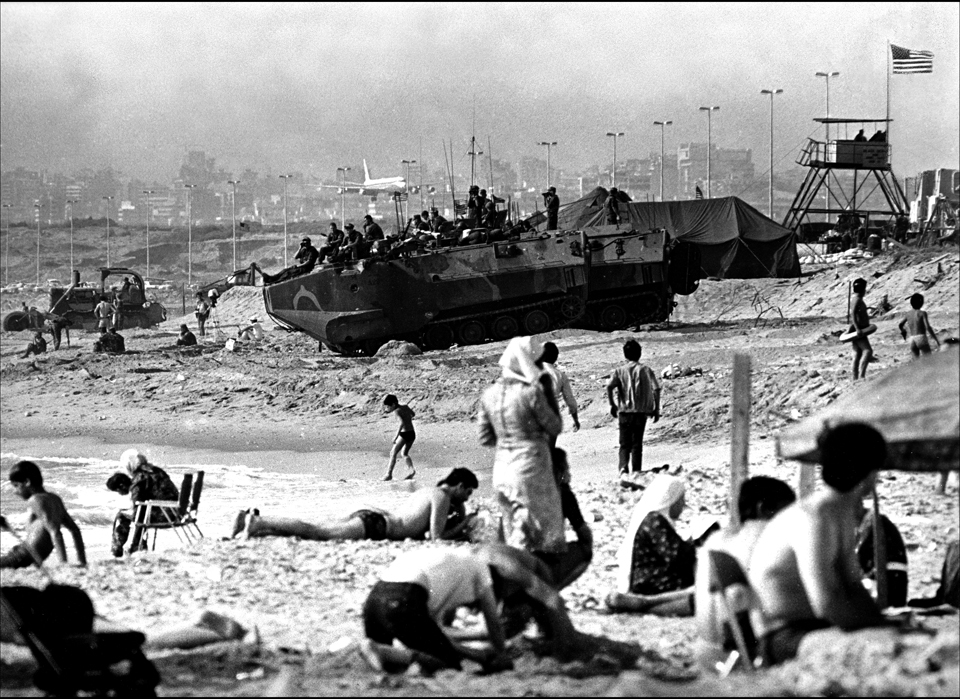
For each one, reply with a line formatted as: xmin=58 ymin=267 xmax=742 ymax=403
xmin=263 ymin=227 xmax=699 ymax=355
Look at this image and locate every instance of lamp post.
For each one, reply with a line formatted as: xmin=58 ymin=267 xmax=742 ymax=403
xmin=401 ymin=159 xmax=417 ymax=221
xmin=653 ymin=120 xmax=673 ymax=201
xmin=279 ymin=174 xmax=293 ymax=267
xmin=537 ymin=141 xmax=557 ymax=189
xmin=336 ymin=167 xmax=350 ymax=227
xmin=102 ymin=196 xmax=114 ymax=266
xmin=34 ymin=203 xmax=42 ymax=286
xmin=2 ymin=203 xmax=10 ymax=286
xmin=141 ymin=190 xmax=155 ymax=279
xmin=227 ymin=180 xmax=240 ymax=271
xmin=184 ymin=184 xmax=197 ymax=285
xmin=815 ymin=71 xmax=839 ymax=142
xmin=605 ymin=132 xmax=624 ymax=188
xmin=698 ymin=106 xmax=719 ymax=198
xmin=66 ymin=199 xmax=80 ymax=275
xmin=760 ymin=88 xmax=784 ymax=218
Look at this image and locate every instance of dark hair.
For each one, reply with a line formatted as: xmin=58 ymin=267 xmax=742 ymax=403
xmin=9 ymin=461 xmax=43 ymax=488
xmin=623 ymin=339 xmax=642 ymax=361
xmin=383 ymin=394 xmax=398 ymax=406
xmin=852 ymin=278 xmax=867 ymax=295
xmin=738 ymin=476 xmax=796 ymax=522
xmin=106 ymin=472 xmax=132 ymax=493
xmin=910 ymin=293 xmax=924 ymax=309
xmin=818 ymin=422 xmax=886 ymax=492
xmin=438 ymin=467 xmax=479 ymax=489
xmin=539 ymin=342 xmax=559 ymax=365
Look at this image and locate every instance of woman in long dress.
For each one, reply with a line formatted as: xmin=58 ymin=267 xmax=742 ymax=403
xmin=478 ymin=336 xmax=565 ymax=559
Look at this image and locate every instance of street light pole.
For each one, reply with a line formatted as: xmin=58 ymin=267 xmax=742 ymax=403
xmin=279 ymin=174 xmax=293 ymax=267
xmin=815 ymin=71 xmax=839 ymax=142
xmin=102 ymin=196 xmax=114 ymax=267
xmin=141 ymin=190 xmax=155 ymax=279
xmin=605 ymin=132 xmax=624 ymax=189
xmin=184 ymin=184 xmax=197 ymax=285
xmin=401 ymin=160 xmax=416 ymax=221
xmin=698 ymin=107 xmax=719 ymax=198
xmin=227 ymin=180 xmax=240 ymax=271
xmin=2 ymin=204 xmax=11 ymax=286
xmin=653 ymin=121 xmax=673 ymax=201
xmin=537 ymin=141 xmax=557 ymax=189
xmin=34 ymin=203 xmax=42 ymax=286
xmin=66 ymin=199 xmax=80 ymax=274
xmin=760 ymin=88 xmax=784 ymax=218
xmin=337 ymin=167 xmax=351 ymax=227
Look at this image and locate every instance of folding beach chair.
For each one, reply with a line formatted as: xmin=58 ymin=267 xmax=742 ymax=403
xmin=131 ymin=471 xmax=205 ymax=551
xmin=708 ymin=549 xmax=760 ymax=676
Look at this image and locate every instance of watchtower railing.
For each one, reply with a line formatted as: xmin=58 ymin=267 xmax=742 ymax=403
xmin=797 ymin=139 xmax=891 ymax=170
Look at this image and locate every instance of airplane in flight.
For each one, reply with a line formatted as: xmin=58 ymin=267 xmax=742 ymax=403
xmin=320 ymin=160 xmax=434 ymax=199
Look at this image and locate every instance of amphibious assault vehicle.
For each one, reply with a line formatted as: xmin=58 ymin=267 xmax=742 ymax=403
xmin=263 ymin=227 xmax=700 ymax=355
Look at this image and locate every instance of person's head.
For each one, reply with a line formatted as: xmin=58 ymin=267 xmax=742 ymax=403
xmin=106 ymin=472 xmax=132 ymax=496
xmin=470 ymin=185 xmax=479 ymax=193
xmin=300 ymin=237 xmax=311 ymax=247
xmin=480 ymin=189 xmax=487 ymax=196
xmin=120 ymin=448 xmax=148 ymax=475
xmin=910 ymin=293 xmax=924 ymax=310
xmin=548 ymin=186 xmax=556 ymax=194
xmin=179 ymin=324 xmax=189 ymax=334
xmin=818 ymin=422 xmax=886 ymax=494
xmin=383 ymin=394 xmax=399 ymax=412
xmin=109 ymin=328 xmax=119 ymax=336
xmin=430 ymin=208 xmax=439 ymax=216
xmin=438 ymin=467 xmax=479 ymax=503
xmin=329 ymin=221 xmax=338 ymax=230
xmin=34 ymin=331 xmax=43 ymax=341
xmin=538 ymin=341 xmax=559 ymax=365
xmin=610 ymin=187 xmax=618 ymax=195
xmin=249 ymin=316 xmax=259 ymax=325
xmin=100 ymin=295 xmax=107 ymax=302
xmin=9 ymin=461 xmax=43 ymax=498
xmin=345 ymin=223 xmax=355 ymax=231
xmin=637 ymin=474 xmax=686 ymax=520
xmin=499 ymin=335 xmax=545 ymax=383
xmin=364 ymin=214 xmax=373 ymax=222
xmin=852 ymin=278 xmax=867 ymax=295
xmin=737 ymin=476 xmax=796 ymax=522
xmin=622 ymin=339 xmax=642 ymax=362
xmin=421 ymin=210 xmax=429 ymax=219
xmin=196 ymin=292 xmax=203 ymax=299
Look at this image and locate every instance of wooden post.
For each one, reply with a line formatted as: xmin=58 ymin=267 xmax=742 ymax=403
xmin=729 ymin=354 xmax=751 ymax=529
xmin=872 ymin=485 xmax=888 ymax=609
xmin=798 ymin=462 xmax=817 ymax=498
xmin=847 ymin=281 xmax=852 ymax=325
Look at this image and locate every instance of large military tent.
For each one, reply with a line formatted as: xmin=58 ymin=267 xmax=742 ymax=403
xmin=555 ymin=188 xmax=800 ymax=279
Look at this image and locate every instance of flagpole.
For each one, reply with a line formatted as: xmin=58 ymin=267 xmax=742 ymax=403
xmin=886 ymin=40 xmax=891 ymax=169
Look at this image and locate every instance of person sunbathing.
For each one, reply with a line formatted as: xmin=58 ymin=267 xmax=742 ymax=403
xmin=232 ymin=468 xmax=478 ymax=542
xmin=749 ymin=423 xmax=892 ymax=666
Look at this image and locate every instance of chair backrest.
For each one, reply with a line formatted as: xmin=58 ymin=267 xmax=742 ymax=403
xmin=708 ymin=550 xmax=750 ymax=593
xmin=177 ymin=473 xmax=194 ymax=518
xmin=189 ymin=471 xmax=204 ymax=514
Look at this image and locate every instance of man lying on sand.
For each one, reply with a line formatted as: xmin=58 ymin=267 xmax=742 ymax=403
xmin=232 ymin=467 xmax=478 ymax=542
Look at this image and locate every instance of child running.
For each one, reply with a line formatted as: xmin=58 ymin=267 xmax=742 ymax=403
xmin=898 ymin=293 xmax=940 ymax=358
xmin=382 ymin=394 xmax=417 ymax=481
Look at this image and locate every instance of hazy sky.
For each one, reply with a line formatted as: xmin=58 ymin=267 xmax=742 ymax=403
xmin=2 ymin=2 xmax=957 ymax=183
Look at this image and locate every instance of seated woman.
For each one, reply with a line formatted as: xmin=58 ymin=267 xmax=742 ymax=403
xmin=606 ymin=474 xmax=697 ymax=616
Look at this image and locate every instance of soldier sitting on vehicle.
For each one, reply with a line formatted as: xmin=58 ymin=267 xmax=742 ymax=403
xmin=259 ymin=237 xmax=320 ymax=284
xmin=336 ymin=224 xmax=369 ymax=262
xmin=20 ymin=331 xmax=47 ymax=359
xmin=319 ymin=222 xmax=345 ymax=263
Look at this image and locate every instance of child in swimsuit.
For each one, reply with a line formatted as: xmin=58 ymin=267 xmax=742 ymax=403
xmin=383 ymin=394 xmax=416 ymax=481
xmin=898 ymin=293 xmax=940 ymax=358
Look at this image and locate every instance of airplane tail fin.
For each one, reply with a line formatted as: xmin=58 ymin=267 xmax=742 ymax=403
xmin=363 ymin=159 xmax=372 ymax=184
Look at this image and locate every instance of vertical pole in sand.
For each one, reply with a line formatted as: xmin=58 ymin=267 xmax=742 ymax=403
xmin=729 ymin=354 xmax=751 ymax=529
xmin=847 ymin=281 xmax=852 ymax=324
xmin=872 ymin=485 xmax=889 ymax=609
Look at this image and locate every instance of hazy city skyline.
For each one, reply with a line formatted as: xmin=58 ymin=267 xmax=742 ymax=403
xmin=2 ymin=2 xmax=957 ymax=184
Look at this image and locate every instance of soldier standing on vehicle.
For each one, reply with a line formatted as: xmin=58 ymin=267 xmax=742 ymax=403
xmin=543 ymin=187 xmax=560 ymax=231
xmin=605 ymin=188 xmax=621 ymax=225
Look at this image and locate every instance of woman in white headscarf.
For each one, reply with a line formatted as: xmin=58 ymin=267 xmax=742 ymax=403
xmin=478 ymin=336 xmax=565 ymax=558
xmin=606 ymin=474 xmax=697 ymax=616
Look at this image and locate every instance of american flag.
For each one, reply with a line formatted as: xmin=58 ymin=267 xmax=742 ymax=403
xmin=695 ymin=185 xmax=704 ymax=200
xmin=891 ymin=44 xmax=933 ymax=73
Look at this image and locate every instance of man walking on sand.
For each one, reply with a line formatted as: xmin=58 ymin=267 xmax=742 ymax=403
xmin=233 ymin=468 xmax=479 ymax=542
xmin=607 ymin=339 xmax=661 ymax=477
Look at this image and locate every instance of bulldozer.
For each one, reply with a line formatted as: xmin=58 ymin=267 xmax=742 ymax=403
xmin=1 ymin=268 xmax=167 ymax=334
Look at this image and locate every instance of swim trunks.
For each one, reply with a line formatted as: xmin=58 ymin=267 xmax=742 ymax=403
xmin=759 ymin=618 xmax=831 ymax=666
xmin=909 ymin=334 xmax=931 ymax=355
xmin=851 ymin=335 xmax=872 ymax=352
xmin=397 ymin=431 xmax=416 ymax=447
xmin=0 ymin=544 xmax=35 ymax=569
xmin=350 ymin=509 xmax=389 ymax=541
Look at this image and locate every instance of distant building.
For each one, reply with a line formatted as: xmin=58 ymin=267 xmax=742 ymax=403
xmin=677 ymin=142 xmax=755 ymax=199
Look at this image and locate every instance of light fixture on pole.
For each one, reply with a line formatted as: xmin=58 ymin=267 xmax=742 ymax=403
xmin=401 ymin=160 xmax=417 ymax=221
xmin=34 ymin=203 xmax=42 ymax=286
xmin=102 ymin=196 xmax=114 ymax=267
xmin=141 ymin=190 xmax=155 ymax=280
xmin=698 ymin=107 xmax=719 ymax=198
xmin=605 ymin=132 xmax=624 ymax=189
xmin=537 ymin=141 xmax=557 ymax=189
xmin=2 ymin=203 xmax=11 ymax=286
xmin=279 ymin=175 xmax=293 ymax=268
xmin=227 ymin=180 xmax=240 ymax=272
xmin=814 ymin=71 xmax=839 ymax=141
xmin=336 ymin=167 xmax=350 ymax=227
xmin=653 ymin=121 xmax=673 ymax=202
xmin=66 ymin=199 xmax=80 ymax=275
xmin=760 ymin=88 xmax=784 ymax=218
xmin=184 ymin=184 xmax=197 ymax=285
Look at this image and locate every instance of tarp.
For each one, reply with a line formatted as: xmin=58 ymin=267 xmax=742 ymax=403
xmin=555 ymin=188 xmax=800 ymax=279
xmin=777 ymin=347 xmax=960 ymax=472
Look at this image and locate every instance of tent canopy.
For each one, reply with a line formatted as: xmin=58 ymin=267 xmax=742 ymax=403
xmin=556 ymin=188 xmax=800 ymax=279
xmin=777 ymin=347 xmax=960 ymax=472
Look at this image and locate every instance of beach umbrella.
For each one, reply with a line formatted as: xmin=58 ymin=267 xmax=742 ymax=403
xmin=778 ymin=346 xmax=959 ymax=472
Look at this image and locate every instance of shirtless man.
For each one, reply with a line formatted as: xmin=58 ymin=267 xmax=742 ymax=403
xmin=848 ymin=278 xmax=873 ymax=380
xmin=233 ymin=467 xmax=478 ymax=542
xmin=1 ymin=461 xmax=86 ymax=568
xmin=749 ymin=423 xmax=890 ymax=665
xmin=898 ymin=293 xmax=940 ymax=358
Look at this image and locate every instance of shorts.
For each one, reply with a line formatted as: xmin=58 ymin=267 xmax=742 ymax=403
xmin=909 ymin=334 xmax=931 ymax=355
xmin=363 ymin=581 xmax=462 ymax=669
xmin=851 ymin=336 xmax=872 ymax=352
xmin=396 ymin=431 xmax=416 ymax=448
xmin=350 ymin=510 xmax=388 ymax=541
xmin=759 ymin=619 xmax=831 ymax=666
xmin=0 ymin=545 xmax=35 ymax=569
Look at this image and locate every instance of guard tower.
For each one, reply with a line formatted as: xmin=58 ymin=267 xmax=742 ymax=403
xmin=783 ymin=118 xmax=909 ymax=232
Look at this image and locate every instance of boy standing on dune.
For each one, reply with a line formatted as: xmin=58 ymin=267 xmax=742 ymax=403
xmin=383 ymin=394 xmax=417 ymax=481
